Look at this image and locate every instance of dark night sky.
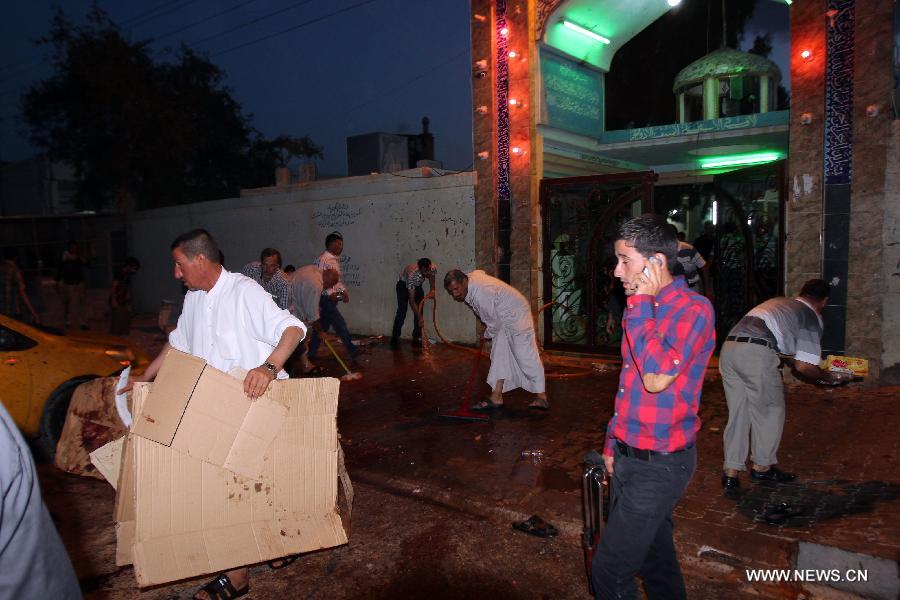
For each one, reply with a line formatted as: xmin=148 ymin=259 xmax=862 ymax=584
xmin=0 ymin=0 xmax=475 ymax=176
xmin=740 ymin=0 xmax=791 ymax=88
xmin=0 ymin=0 xmax=788 ymax=177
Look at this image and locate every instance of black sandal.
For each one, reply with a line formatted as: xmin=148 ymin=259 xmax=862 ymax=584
xmin=268 ymin=554 xmax=300 ymax=570
xmin=194 ymin=573 xmax=248 ymax=600
xmin=512 ymin=515 xmax=559 ymax=538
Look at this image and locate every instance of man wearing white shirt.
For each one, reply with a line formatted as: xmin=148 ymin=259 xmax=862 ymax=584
xmin=131 ymin=228 xmax=305 ymax=599
xmin=310 ymin=231 xmax=358 ymax=363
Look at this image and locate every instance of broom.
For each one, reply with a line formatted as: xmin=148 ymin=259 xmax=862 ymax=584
xmin=438 ymin=336 xmax=489 ymax=422
xmin=322 ymin=335 xmax=363 ymax=381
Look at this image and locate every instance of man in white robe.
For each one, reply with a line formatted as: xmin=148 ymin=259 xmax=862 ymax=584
xmin=444 ymin=269 xmax=548 ymax=410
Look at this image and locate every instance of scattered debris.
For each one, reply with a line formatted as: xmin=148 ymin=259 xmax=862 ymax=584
xmin=697 ymin=545 xmax=745 ymax=567
xmin=763 ymin=502 xmax=805 ymax=526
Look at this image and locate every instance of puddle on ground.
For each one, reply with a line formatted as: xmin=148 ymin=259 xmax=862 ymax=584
xmin=725 ymin=479 xmax=900 ymax=528
xmin=539 ymin=466 xmax=580 ymax=493
xmin=508 ymin=459 xmax=579 ymax=493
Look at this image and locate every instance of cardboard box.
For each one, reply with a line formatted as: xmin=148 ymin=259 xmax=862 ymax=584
xmin=134 ymin=349 xmax=289 ymax=479
xmin=821 ymin=354 xmax=869 ymax=378
xmin=89 ymin=436 xmax=125 ymax=490
xmin=114 ymin=354 xmax=350 ymax=587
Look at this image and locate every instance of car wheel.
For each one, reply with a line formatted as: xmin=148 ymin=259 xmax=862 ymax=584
xmin=33 ymin=376 xmax=98 ymax=462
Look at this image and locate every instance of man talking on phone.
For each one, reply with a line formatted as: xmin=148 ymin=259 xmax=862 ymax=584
xmin=592 ymin=214 xmax=715 ymax=599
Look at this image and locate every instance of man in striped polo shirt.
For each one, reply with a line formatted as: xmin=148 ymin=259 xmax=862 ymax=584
xmin=720 ymin=279 xmax=852 ymax=491
xmin=390 ymin=258 xmax=436 ymax=348
xmin=594 ymin=214 xmax=715 ymax=599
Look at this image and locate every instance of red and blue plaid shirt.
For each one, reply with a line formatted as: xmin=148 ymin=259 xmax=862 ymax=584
xmin=604 ymin=277 xmax=715 ymax=456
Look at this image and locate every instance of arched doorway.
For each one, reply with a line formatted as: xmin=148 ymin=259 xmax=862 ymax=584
xmin=540 ymin=161 xmax=785 ymax=354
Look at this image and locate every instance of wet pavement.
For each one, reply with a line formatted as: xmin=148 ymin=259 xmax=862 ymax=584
xmin=334 ymin=340 xmax=900 ymax=580
xmin=37 ymin=313 xmax=900 ymax=598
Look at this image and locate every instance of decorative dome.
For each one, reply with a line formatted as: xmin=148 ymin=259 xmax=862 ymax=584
xmin=673 ymin=48 xmax=782 ymax=93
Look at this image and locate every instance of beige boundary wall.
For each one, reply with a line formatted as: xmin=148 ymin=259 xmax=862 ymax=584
xmin=129 ymin=170 xmax=479 ymax=344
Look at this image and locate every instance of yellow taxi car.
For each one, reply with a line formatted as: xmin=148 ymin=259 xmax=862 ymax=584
xmin=0 ymin=314 xmax=149 ymax=456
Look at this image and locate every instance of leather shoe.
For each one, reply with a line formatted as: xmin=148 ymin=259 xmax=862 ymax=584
xmin=750 ymin=466 xmax=796 ymax=482
xmin=722 ymin=475 xmax=740 ymax=490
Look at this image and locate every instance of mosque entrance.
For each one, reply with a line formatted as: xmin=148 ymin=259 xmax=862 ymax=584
xmin=656 ymin=160 xmax=786 ymax=343
xmin=539 ymin=161 xmax=785 ymax=353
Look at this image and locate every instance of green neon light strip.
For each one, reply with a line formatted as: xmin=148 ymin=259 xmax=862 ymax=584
xmin=562 ymin=20 xmax=611 ymax=45
xmin=699 ymin=152 xmax=780 ymax=169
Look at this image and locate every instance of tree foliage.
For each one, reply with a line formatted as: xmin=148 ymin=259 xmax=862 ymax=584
xmin=22 ymin=8 xmax=320 ymax=211
xmin=748 ymin=33 xmax=790 ymax=111
xmin=604 ymin=0 xmax=760 ymax=129
xmin=269 ymin=135 xmax=324 ymax=166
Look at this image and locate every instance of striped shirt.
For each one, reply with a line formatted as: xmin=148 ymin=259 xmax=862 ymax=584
xmin=676 ymin=241 xmax=705 ymax=288
xmin=728 ymin=296 xmax=823 ymax=365
xmin=399 ymin=263 xmax=437 ymax=290
xmin=604 ymin=277 xmax=715 ymax=455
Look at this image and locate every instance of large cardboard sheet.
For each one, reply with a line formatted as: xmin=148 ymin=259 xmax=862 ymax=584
xmin=132 ymin=349 xmax=289 ymax=479
xmin=115 ymin=374 xmax=347 ymax=587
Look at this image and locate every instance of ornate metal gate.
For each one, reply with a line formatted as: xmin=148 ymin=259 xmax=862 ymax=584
xmin=540 ymin=172 xmax=655 ymax=353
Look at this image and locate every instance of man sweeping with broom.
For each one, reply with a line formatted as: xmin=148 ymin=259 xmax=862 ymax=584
xmin=444 ymin=269 xmax=548 ymax=410
xmin=288 ymin=264 xmax=361 ymax=381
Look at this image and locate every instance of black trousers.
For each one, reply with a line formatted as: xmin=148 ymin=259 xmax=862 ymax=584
xmin=591 ymin=444 xmax=696 ymax=599
xmin=391 ymin=281 xmax=424 ymax=341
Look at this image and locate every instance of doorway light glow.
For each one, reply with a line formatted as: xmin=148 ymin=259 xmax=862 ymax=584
xmin=712 ymin=201 xmax=718 ymax=225
xmin=562 ymin=20 xmax=611 ymax=45
xmin=700 ymin=152 xmax=781 ymax=169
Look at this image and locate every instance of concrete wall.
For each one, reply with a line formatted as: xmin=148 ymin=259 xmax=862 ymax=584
xmin=0 ymin=157 xmax=80 ymax=216
xmin=845 ymin=0 xmax=895 ymax=382
xmin=881 ymin=121 xmax=900 ymax=384
xmin=129 ymin=170 xmax=479 ymax=344
xmin=790 ymin=0 xmax=896 ymax=382
xmin=469 ymin=0 xmax=542 ymax=312
xmin=472 ymin=0 xmax=498 ymax=276
xmin=786 ymin=0 xmax=826 ymax=297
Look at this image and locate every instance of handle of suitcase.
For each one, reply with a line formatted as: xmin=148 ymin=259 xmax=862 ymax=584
xmin=582 ymin=450 xmax=610 ymax=596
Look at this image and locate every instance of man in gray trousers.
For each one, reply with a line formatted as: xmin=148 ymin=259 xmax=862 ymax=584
xmin=720 ymin=279 xmax=852 ymax=491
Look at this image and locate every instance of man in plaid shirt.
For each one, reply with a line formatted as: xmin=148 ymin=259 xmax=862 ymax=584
xmin=592 ymin=214 xmax=715 ymax=599
xmin=241 ymin=247 xmax=291 ymax=310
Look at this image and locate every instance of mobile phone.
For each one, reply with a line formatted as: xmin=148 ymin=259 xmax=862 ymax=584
xmin=642 ymin=256 xmax=662 ymax=277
